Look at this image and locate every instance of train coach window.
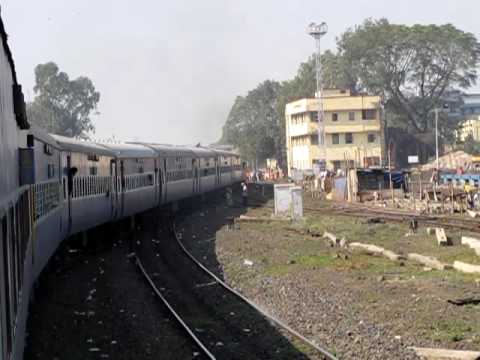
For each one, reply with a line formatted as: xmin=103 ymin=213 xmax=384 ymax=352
xmin=87 ymin=154 xmax=99 ymax=162
xmin=47 ymin=164 xmax=55 ymax=179
xmin=43 ymin=143 xmax=53 ymax=155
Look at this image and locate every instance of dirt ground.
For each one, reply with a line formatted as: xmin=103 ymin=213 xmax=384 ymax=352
xmin=25 ymin=223 xmax=200 ymax=360
xmin=183 ymin=184 xmax=480 ymax=359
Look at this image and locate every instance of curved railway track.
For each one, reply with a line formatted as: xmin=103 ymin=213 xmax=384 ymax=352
xmin=135 ymin=218 xmax=338 ymax=360
xmin=135 ymin=256 xmax=216 ymax=360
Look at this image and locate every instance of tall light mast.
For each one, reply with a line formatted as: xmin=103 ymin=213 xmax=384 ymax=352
xmin=307 ymin=22 xmax=328 ymax=170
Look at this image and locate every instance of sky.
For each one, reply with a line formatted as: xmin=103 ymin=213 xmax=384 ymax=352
xmin=2 ymin=0 xmax=480 ymax=145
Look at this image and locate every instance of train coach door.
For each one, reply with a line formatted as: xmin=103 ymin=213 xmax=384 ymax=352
xmin=163 ymin=158 xmax=167 ymax=204
xmin=120 ymin=160 xmax=125 ymax=218
xmin=66 ymin=155 xmax=72 ymax=234
xmin=215 ymin=158 xmax=220 ymax=186
xmin=154 ymin=159 xmax=159 ymax=206
xmin=192 ymin=159 xmax=199 ymax=193
xmin=155 ymin=159 xmax=164 ymax=206
xmin=110 ymin=160 xmax=118 ymax=220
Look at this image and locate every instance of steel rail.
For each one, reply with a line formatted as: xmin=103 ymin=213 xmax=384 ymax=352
xmin=135 ymin=256 xmax=216 ymax=360
xmin=237 ymin=195 xmax=480 ymax=232
xmin=172 ymin=222 xmax=339 ymax=360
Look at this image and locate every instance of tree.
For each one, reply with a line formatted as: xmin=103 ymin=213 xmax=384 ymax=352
xmin=338 ymin=19 xmax=480 ymax=134
xmin=220 ymin=80 xmax=281 ymax=166
xmin=463 ymin=134 xmax=480 ymax=155
xmin=221 ymin=19 xmax=480 ymax=168
xmin=27 ymin=62 xmax=100 ymax=138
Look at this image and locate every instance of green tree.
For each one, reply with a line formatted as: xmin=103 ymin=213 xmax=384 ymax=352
xmin=27 ymin=62 xmax=100 ymax=138
xmin=220 ymin=80 xmax=281 ymax=166
xmin=339 ymin=19 xmax=480 ymax=135
xmin=463 ymin=134 xmax=480 ymax=155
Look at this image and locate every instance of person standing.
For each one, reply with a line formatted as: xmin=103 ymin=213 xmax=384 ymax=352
xmin=241 ymin=182 xmax=248 ymax=206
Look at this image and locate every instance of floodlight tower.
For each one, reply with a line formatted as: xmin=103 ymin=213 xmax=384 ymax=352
xmin=307 ymin=22 xmax=328 ymax=170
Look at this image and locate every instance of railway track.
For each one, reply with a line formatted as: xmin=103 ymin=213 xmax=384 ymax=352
xmin=135 ymin=218 xmax=337 ymax=360
xmin=135 ymin=256 xmax=215 ymax=360
xmin=246 ymin=184 xmax=480 ymax=232
xmin=309 ymin=204 xmax=480 ymax=232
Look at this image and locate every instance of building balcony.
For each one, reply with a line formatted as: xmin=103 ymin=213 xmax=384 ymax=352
xmin=324 ymin=122 xmax=381 ymax=133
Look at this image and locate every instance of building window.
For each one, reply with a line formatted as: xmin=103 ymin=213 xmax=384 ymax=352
xmin=362 ymin=109 xmax=376 ymax=120
xmin=311 ymin=135 xmax=319 ymax=145
xmin=367 ymin=133 xmax=376 ymax=143
xmin=365 ymin=156 xmax=380 ymax=167
xmin=310 ymin=112 xmax=318 ymax=122
xmin=333 ymin=161 xmax=341 ymax=171
xmin=345 ymin=133 xmax=353 ymax=144
xmin=349 ymin=112 xmax=355 ymax=121
xmin=332 ymin=113 xmax=338 ymax=122
xmin=332 ymin=133 xmax=340 ymax=145
xmin=89 ymin=167 xmax=98 ymax=176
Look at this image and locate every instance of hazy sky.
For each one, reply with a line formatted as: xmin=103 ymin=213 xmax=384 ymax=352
xmin=2 ymin=0 xmax=480 ymax=144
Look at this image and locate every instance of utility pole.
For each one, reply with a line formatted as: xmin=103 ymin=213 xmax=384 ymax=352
xmin=307 ymin=22 xmax=328 ymax=170
xmin=435 ymin=107 xmax=439 ymax=170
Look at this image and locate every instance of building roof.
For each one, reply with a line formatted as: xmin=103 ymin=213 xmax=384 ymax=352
xmin=285 ymin=95 xmax=381 ymax=115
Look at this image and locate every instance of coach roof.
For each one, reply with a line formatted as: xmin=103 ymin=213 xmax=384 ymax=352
xmin=51 ymin=134 xmax=116 ymax=157
xmin=100 ymin=143 xmax=157 ymax=159
xmin=29 ymin=125 xmax=61 ymax=149
xmin=135 ymin=143 xmax=197 ymax=157
xmin=187 ymin=146 xmax=217 ymax=157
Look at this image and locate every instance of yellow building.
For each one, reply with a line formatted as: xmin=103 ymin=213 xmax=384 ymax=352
xmin=457 ymin=116 xmax=480 ymax=142
xmin=285 ymin=89 xmax=384 ymax=174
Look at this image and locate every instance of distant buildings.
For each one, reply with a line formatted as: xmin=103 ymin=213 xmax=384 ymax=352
xmin=285 ymin=89 xmax=384 ymax=175
xmin=456 ymin=94 xmax=480 ymax=141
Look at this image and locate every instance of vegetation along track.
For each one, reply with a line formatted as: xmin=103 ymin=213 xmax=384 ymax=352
xmin=135 ymin=216 xmax=337 ymax=360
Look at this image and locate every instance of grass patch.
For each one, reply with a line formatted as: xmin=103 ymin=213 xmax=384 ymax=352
xmin=295 ymin=254 xmax=336 ymax=267
xmin=265 ymin=254 xmax=336 ymax=276
xmin=430 ymin=319 xmax=475 ymax=343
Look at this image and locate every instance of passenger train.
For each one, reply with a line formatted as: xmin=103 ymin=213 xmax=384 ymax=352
xmin=0 ymin=15 xmax=244 ymax=360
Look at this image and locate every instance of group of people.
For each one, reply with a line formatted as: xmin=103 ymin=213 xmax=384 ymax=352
xmin=246 ymin=168 xmax=283 ymax=183
xmin=303 ymin=170 xmax=336 ymax=199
